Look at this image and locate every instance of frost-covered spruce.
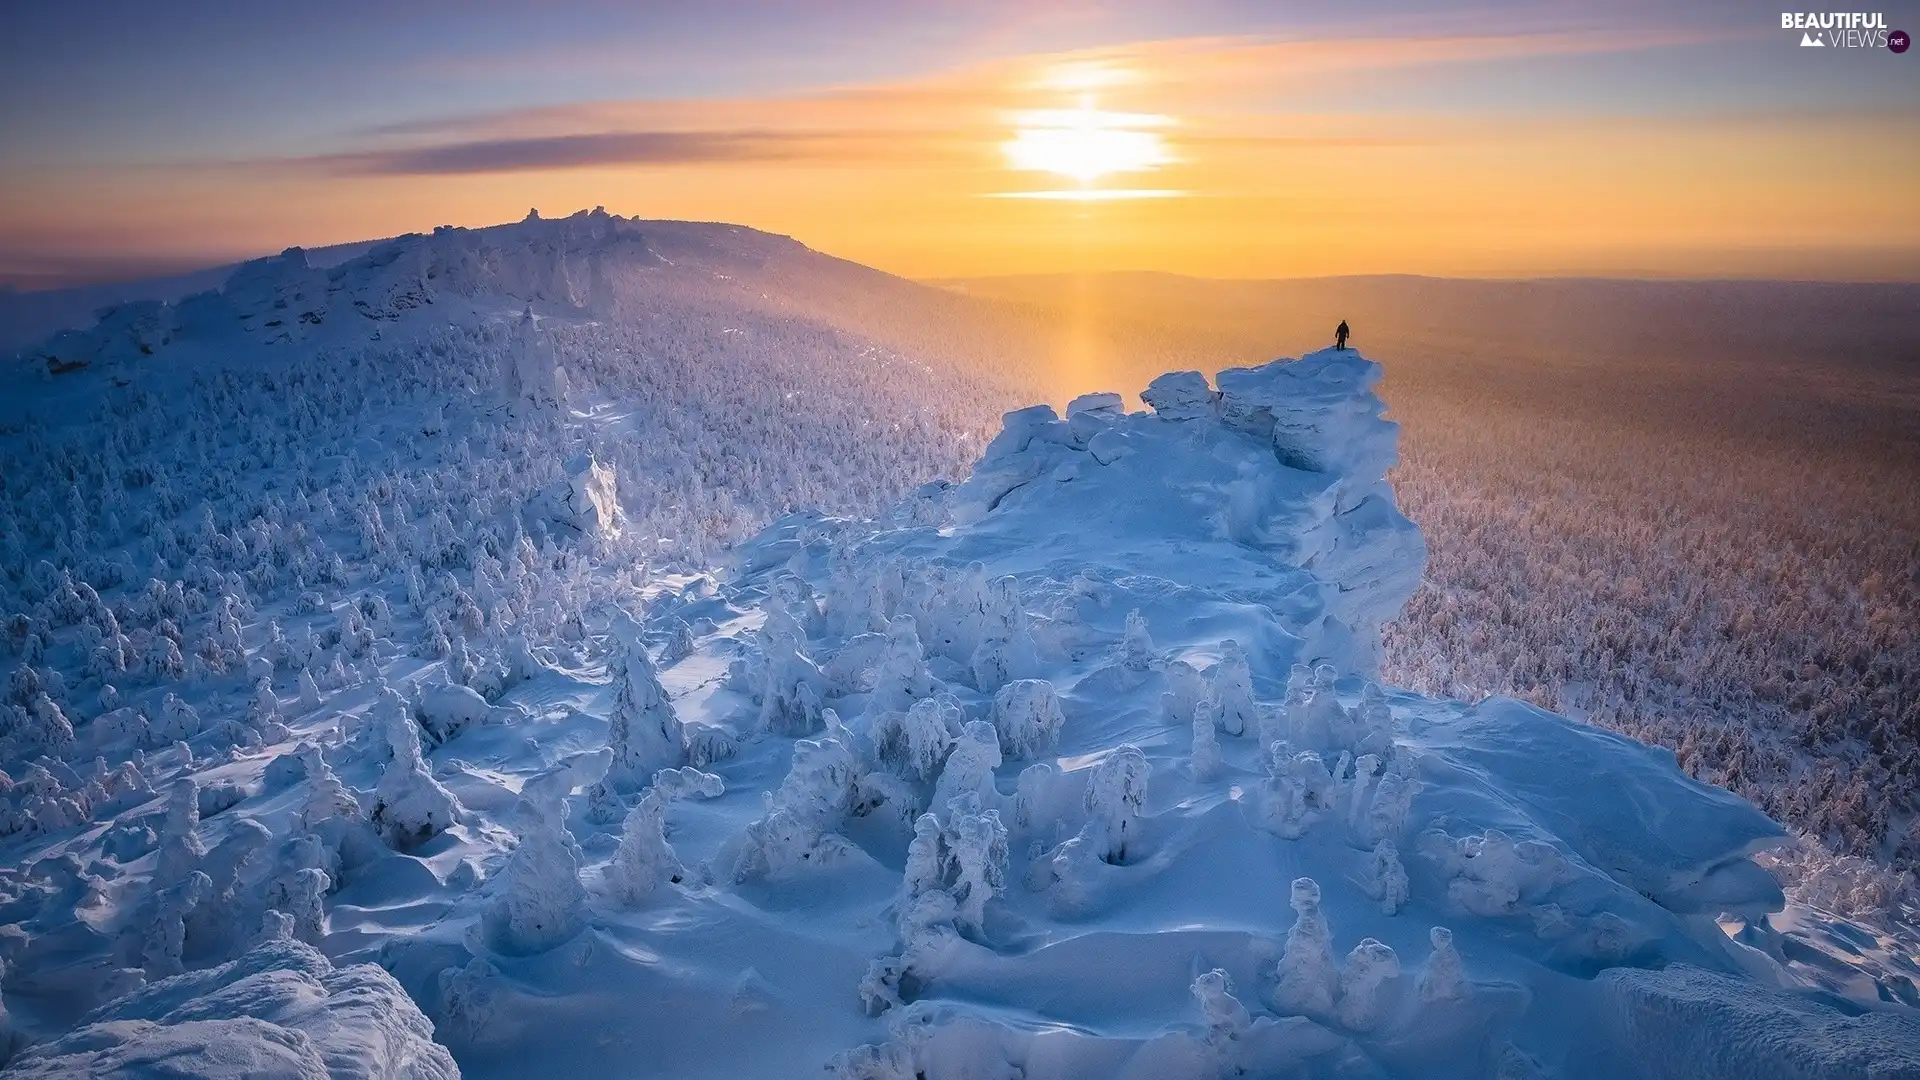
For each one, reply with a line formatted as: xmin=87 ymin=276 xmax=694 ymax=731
xmin=1032 ymin=827 xmax=1104 ymax=916
xmin=0 ymin=956 xmax=17 ymax=1067
xmin=1336 ymin=938 xmax=1401 ymax=1031
xmin=247 ymin=677 xmax=289 ymax=742
xmin=25 ymin=693 xmax=74 ymax=753
xmin=297 ymin=667 xmax=323 ymax=713
xmin=1353 ymin=681 xmax=1394 ymax=755
xmin=189 ymin=818 xmax=271 ymax=951
xmin=759 ymin=616 xmax=826 ymax=736
xmin=489 ymin=750 xmax=608 ymax=953
xmin=599 ymin=633 xmax=684 ymax=794
xmin=299 ymin=743 xmax=360 ymax=830
xmin=1273 ymin=877 xmax=1338 ymax=1016
xmin=873 ymin=615 xmax=933 ymax=712
xmin=928 ymin=719 xmax=1003 ymax=819
xmin=827 ymin=1041 xmax=918 ymax=1080
xmin=1118 ymin=609 xmax=1157 ymax=672
xmin=898 ymin=813 xmax=949 ymax=919
xmin=1189 ymin=713 xmax=1223 ymax=780
xmin=610 ymin=766 xmax=724 ymax=904
xmin=1284 ymin=663 xmax=1350 ymax=753
xmin=142 ymin=869 xmax=211 ymax=978
xmin=267 ymin=834 xmax=340 ymax=915
xmin=1083 ymin=745 xmax=1148 ymax=864
xmin=872 ymin=693 xmax=960 ymax=781
xmin=368 ymin=685 xmax=462 ymax=848
xmin=437 ymin=954 xmax=506 ymax=1045
xmin=154 ymin=693 xmax=201 ymax=743
xmin=992 ymin=679 xmax=1065 ymax=760
xmin=147 ymin=635 xmax=187 ymax=681
xmin=1191 ymin=968 xmax=1251 ymax=1050
xmin=1004 ymin=762 xmax=1050 ymax=838
xmin=659 ymin=617 xmax=696 ymax=666
xmin=1345 ymin=753 xmax=1382 ymax=837
xmin=1370 ymin=839 xmax=1410 ymax=915
xmin=1210 ymin=640 xmax=1256 ymax=737
xmin=153 ymin=776 xmax=205 ymax=887
xmin=1435 ymin=828 xmax=1562 ymax=917
xmin=1262 ymin=746 xmax=1315 ymax=839
xmin=275 ymin=867 xmax=329 ymax=944
xmin=941 ymin=792 xmax=1008 ymax=936
xmin=1162 ymin=659 xmax=1207 ymax=726
xmin=1362 ymin=765 xmax=1419 ymax=847
xmin=968 ymin=575 xmax=1035 ymax=693
xmin=1418 ymin=926 xmax=1467 ymax=1002
xmin=503 ymin=632 xmax=545 ymax=685
xmin=731 ymin=716 xmax=859 ymax=881
xmin=254 ymin=908 xmax=296 ymax=947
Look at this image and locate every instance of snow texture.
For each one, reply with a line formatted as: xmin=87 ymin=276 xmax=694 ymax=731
xmin=0 ymin=212 xmax=1904 ymax=1080
xmin=4 ymin=940 xmax=457 ymax=1080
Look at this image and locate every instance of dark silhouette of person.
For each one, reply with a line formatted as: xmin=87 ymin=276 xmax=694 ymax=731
xmin=1335 ymin=320 xmax=1350 ymax=350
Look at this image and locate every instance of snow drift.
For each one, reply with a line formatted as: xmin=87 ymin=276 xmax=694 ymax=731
xmin=3 ymin=939 xmax=455 ymax=1080
xmin=3 ymin=328 xmax=1912 ymax=1080
xmin=679 ymin=350 xmax=1847 ymax=1077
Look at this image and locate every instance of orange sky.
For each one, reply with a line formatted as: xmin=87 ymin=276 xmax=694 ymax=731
xmin=4 ymin=22 xmax=1918 ymax=285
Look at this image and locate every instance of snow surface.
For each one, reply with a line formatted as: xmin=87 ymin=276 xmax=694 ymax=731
xmin=1 ymin=212 xmax=1915 ymax=1078
xmin=4 ymin=940 xmax=454 ymax=1079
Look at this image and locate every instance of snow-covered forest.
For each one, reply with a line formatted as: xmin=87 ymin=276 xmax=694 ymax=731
xmin=0 ymin=213 xmax=1914 ymax=1078
xmin=1382 ymin=351 xmax=1920 ymax=915
xmin=946 ymin=272 xmax=1920 ymax=912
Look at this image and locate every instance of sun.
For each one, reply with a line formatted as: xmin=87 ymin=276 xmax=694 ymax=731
xmin=1002 ymin=97 xmax=1173 ymax=188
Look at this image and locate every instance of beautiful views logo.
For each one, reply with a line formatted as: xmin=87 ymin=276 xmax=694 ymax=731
xmin=1780 ymin=11 xmax=1908 ymax=49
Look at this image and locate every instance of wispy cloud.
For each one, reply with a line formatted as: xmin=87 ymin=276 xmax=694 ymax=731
xmin=298 ymin=25 xmax=1741 ymax=178
xmin=281 ymin=126 xmax=987 ymax=176
xmin=310 ymin=130 xmax=815 ymax=175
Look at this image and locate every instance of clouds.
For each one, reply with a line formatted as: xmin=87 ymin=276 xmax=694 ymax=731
xmin=311 ymin=131 xmax=815 ymax=176
xmin=3 ymin=7 xmax=1916 ymax=286
xmin=270 ymin=26 xmax=1707 ymax=180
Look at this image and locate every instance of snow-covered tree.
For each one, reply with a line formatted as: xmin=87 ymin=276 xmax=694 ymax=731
xmin=991 ymin=679 xmax=1064 ymax=760
xmin=368 ymin=686 xmax=462 ymax=848
xmin=1336 ymin=938 xmax=1401 ymax=1031
xmin=1418 ymin=926 xmax=1466 ymax=1002
xmin=1209 ymin=640 xmax=1255 ymax=738
xmin=488 ymin=750 xmax=606 ymax=953
xmin=299 ymin=743 xmax=361 ymax=830
xmin=1369 ymin=839 xmax=1410 ymax=915
xmin=142 ymin=870 xmax=211 ymax=978
xmin=1190 ymin=712 xmax=1222 ymax=779
xmin=609 ymin=766 xmax=724 ymax=903
xmin=1117 ymin=609 xmax=1156 ymax=672
xmin=1191 ymin=968 xmax=1251 ymax=1053
xmin=928 ymin=719 xmax=1002 ymax=819
xmin=872 ymin=693 xmax=959 ymax=781
xmin=730 ymin=717 xmax=859 ymax=881
xmin=154 ymin=776 xmax=205 ymax=887
xmin=600 ymin=633 xmax=683 ymax=795
xmin=873 ymin=615 xmax=933 ymax=712
xmin=1273 ymin=877 xmax=1337 ymax=1016
xmin=1082 ymin=745 xmax=1148 ymax=864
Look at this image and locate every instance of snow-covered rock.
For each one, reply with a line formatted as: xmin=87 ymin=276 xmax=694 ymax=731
xmin=4 ymin=940 xmax=458 ymax=1080
xmin=1592 ymin=964 xmax=1920 ymax=1080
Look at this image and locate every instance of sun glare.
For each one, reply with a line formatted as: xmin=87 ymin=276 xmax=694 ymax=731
xmin=999 ymin=88 xmax=1176 ymax=200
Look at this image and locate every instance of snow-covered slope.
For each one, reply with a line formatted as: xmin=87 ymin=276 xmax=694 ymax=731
xmin=2 ymin=212 xmax=1915 ymax=1077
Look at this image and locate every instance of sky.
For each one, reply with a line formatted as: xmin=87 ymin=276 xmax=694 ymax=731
xmin=2 ymin=0 xmax=1917 ymax=288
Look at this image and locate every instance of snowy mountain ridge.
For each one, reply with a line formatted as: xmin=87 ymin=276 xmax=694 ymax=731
xmin=1 ymin=205 xmax=1916 ymax=1078
xmin=25 ymin=208 xmax=687 ymax=368
xmin=673 ymin=349 xmax=1906 ymax=1078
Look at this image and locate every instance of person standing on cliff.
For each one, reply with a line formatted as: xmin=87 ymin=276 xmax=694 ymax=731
xmin=1334 ymin=320 xmax=1350 ymax=350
